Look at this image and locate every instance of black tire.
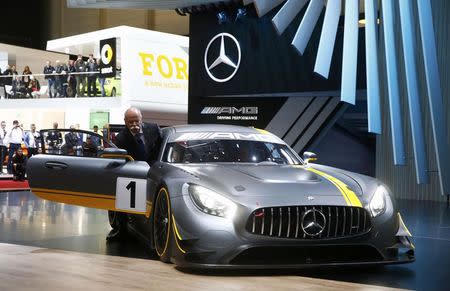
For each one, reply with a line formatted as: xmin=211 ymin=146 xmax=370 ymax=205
xmin=153 ymin=187 xmax=172 ymax=263
xmin=111 ymin=87 xmax=116 ymax=97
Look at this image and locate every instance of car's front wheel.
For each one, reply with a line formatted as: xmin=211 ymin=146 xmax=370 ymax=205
xmin=106 ymin=210 xmax=127 ymax=240
xmin=153 ymin=187 xmax=172 ymax=263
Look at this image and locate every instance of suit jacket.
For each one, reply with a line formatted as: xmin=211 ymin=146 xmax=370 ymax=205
xmin=115 ymin=122 xmax=162 ymax=164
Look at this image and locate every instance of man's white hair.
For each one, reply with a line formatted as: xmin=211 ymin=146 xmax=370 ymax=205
xmin=124 ymin=107 xmax=142 ymax=119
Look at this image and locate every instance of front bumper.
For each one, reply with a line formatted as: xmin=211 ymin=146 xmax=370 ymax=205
xmin=175 ymin=251 xmax=415 ymax=270
xmin=170 ymin=196 xmax=415 ymax=269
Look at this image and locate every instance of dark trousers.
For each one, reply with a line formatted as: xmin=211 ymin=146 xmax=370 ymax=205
xmin=87 ymin=76 xmax=97 ymax=96
xmin=13 ymin=163 xmax=26 ymax=180
xmin=47 ymin=79 xmax=55 ymax=98
xmin=0 ymin=145 xmax=7 ymax=172
xmin=7 ymin=143 xmax=20 ymax=174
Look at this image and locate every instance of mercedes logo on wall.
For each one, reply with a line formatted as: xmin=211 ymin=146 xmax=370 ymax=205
xmin=204 ymin=33 xmax=241 ymax=83
xmin=301 ymin=209 xmax=326 ymax=237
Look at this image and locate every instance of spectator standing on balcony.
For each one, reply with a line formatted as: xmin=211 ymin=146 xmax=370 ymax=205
xmin=87 ymin=54 xmax=98 ymax=97
xmin=22 ymin=66 xmax=32 ymax=88
xmin=0 ymin=121 xmax=7 ymax=173
xmin=55 ymin=60 xmax=67 ymax=97
xmin=75 ymin=54 xmax=86 ymax=97
xmin=5 ymin=120 xmax=24 ymax=174
xmin=66 ymin=60 xmax=77 ymax=97
xmin=43 ymin=61 xmax=56 ymax=98
xmin=3 ymin=65 xmax=13 ymax=84
xmin=24 ymin=123 xmax=41 ymax=158
xmin=97 ymin=59 xmax=106 ymax=97
xmin=4 ymin=65 xmax=17 ymax=98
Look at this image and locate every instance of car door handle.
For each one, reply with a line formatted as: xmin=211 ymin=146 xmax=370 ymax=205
xmin=45 ymin=161 xmax=68 ymax=170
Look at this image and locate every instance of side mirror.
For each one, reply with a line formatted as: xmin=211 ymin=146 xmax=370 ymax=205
xmin=303 ymin=151 xmax=318 ymax=165
xmin=101 ymin=148 xmax=134 ymax=161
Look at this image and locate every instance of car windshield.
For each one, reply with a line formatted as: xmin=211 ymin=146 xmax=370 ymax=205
xmin=163 ymin=139 xmax=302 ymax=165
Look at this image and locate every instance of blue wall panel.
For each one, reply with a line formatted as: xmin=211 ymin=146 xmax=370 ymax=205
xmin=364 ymin=0 xmax=382 ymax=134
xmin=340 ymin=0 xmax=359 ymax=105
xmin=416 ymin=0 xmax=450 ymax=196
xmin=380 ymin=0 xmax=406 ymax=165
xmin=398 ymin=0 xmax=429 ymax=184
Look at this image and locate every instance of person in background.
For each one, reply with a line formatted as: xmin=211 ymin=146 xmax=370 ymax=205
xmin=5 ymin=120 xmax=24 ymax=174
xmin=66 ymin=59 xmax=77 ymax=97
xmin=97 ymin=59 xmax=106 ymax=97
xmin=90 ymin=125 xmax=101 ymax=149
xmin=24 ymin=124 xmax=41 ymax=158
xmin=28 ymin=76 xmax=41 ymax=98
xmin=12 ymin=75 xmax=26 ymax=98
xmin=82 ymin=136 xmax=98 ymax=157
xmin=22 ymin=65 xmax=32 ymax=88
xmin=54 ymin=60 xmax=66 ymax=97
xmin=64 ymin=125 xmax=79 ymax=155
xmin=86 ymin=54 xmax=98 ymax=97
xmin=12 ymin=147 xmax=27 ymax=181
xmin=0 ymin=121 xmax=7 ymax=173
xmin=43 ymin=61 xmax=56 ymax=98
xmin=75 ymin=123 xmax=84 ymax=155
xmin=75 ymin=54 xmax=86 ymax=97
xmin=46 ymin=122 xmax=62 ymax=154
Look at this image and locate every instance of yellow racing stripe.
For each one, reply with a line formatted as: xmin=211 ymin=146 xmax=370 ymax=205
xmin=31 ymin=187 xmax=152 ymax=217
xmin=307 ymin=168 xmax=363 ymax=208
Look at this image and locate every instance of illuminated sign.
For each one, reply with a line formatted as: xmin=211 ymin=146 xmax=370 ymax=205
xmin=100 ymin=38 xmax=116 ymax=78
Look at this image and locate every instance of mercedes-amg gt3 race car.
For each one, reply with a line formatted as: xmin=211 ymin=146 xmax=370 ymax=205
xmin=27 ymin=124 xmax=415 ymax=268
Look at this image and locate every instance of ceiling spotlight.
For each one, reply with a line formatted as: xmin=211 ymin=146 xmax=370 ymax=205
xmin=217 ymin=11 xmax=229 ymax=25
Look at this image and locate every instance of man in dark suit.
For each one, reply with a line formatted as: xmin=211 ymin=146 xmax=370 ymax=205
xmin=107 ymin=107 xmax=161 ymax=240
xmin=114 ymin=107 xmax=161 ymax=164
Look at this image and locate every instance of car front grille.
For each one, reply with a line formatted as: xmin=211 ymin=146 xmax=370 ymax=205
xmin=246 ymin=206 xmax=372 ymax=239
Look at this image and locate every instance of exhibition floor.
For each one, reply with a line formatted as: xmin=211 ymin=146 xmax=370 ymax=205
xmin=0 ymin=191 xmax=448 ymax=290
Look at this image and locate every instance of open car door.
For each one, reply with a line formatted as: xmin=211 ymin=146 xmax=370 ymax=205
xmin=27 ymin=129 xmax=151 ymax=217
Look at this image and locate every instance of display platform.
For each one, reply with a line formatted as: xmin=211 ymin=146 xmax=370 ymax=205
xmin=0 ymin=191 xmax=448 ymax=290
xmin=0 ymin=178 xmax=30 ymax=191
xmin=0 ymin=243 xmax=402 ymax=291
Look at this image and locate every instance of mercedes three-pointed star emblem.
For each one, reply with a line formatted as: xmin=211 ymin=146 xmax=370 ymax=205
xmin=301 ymin=209 xmax=326 ymax=237
xmin=204 ymin=33 xmax=241 ymax=83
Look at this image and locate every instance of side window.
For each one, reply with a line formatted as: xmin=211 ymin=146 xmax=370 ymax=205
xmin=41 ymin=130 xmax=107 ymax=158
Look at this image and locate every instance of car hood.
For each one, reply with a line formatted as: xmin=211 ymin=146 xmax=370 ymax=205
xmin=172 ymin=163 xmax=365 ymax=207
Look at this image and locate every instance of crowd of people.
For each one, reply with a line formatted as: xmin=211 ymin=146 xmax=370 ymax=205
xmin=0 ymin=120 xmax=105 ymax=180
xmin=0 ymin=120 xmax=39 ymax=180
xmin=0 ymin=54 xmax=109 ymax=99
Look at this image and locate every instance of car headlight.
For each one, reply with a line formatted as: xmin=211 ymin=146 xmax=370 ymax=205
xmin=369 ymin=185 xmax=388 ymax=217
xmin=185 ymin=184 xmax=237 ymax=218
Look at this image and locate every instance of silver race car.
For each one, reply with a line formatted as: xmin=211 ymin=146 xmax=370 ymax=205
xmin=27 ymin=124 xmax=415 ymax=268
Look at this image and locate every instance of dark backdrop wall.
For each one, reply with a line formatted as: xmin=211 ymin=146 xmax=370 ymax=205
xmin=0 ymin=1 xmax=48 ymax=49
xmin=188 ymin=5 xmax=374 ymax=175
xmin=188 ymin=5 xmax=366 ymax=128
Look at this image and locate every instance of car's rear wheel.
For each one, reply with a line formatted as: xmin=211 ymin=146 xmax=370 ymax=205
xmin=153 ymin=187 xmax=172 ymax=263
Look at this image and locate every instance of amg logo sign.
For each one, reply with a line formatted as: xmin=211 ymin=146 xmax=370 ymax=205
xmin=201 ymin=107 xmax=258 ymax=115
